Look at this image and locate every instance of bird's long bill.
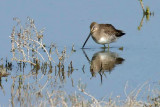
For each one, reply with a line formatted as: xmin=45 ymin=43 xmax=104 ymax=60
xmin=82 ymin=33 xmax=91 ymax=48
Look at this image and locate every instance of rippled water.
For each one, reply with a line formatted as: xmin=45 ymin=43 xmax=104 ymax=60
xmin=0 ymin=0 xmax=160 ymax=106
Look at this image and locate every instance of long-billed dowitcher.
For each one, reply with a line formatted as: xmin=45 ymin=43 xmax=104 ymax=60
xmin=82 ymin=22 xmax=125 ymax=49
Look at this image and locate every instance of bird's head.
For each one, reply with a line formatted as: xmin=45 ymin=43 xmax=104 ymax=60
xmin=90 ymin=22 xmax=99 ymax=34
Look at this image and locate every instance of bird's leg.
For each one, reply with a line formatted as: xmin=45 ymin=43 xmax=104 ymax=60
xmin=107 ymin=44 xmax=110 ymax=51
xmin=102 ymin=44 xmax=106 ymax=51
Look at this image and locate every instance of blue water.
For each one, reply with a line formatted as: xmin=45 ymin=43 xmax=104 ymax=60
xmin=0 ymin=0 xmax=160 ymax=106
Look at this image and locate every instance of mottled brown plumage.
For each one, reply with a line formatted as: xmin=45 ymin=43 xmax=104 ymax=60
xmin=99 ymin=24 xmax=125 ymax=37
xmin=82 ymin=22 xmax=125 ymax=48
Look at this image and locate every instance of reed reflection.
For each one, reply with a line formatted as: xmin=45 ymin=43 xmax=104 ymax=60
xmin=83 ymin=50 xmax=125 ymax=84
xmin=138 ymin=13 xmax=154 ymax=31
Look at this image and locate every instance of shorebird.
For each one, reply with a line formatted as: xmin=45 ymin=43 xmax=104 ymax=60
xmin=82 ymin=22 xmax=125 ymax=49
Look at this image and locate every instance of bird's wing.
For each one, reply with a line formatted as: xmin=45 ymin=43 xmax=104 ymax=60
xmin=102 ymin=24 xmax=125 ymax=37
xmin=102 ymin=24 xmax=117 ymax=36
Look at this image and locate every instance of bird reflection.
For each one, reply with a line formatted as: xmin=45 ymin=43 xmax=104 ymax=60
xmin=82 ymin=50 xmax=125 ymax=84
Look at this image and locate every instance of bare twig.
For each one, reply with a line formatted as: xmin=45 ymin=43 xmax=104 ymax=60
xmin=139 ymin=0 xmax=145 ymax=13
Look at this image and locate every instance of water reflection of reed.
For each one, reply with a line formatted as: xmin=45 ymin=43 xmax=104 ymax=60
xmin=83 ymin=50 xmax=124 ymax=83
xmin=138 ymin=13 xmax=154 ymax=31
xmin=2 ymin=58 xmax=77 ymax=107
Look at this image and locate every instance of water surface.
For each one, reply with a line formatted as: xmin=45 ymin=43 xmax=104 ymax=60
xmin=0 ymin=0 xmax=160 ymax=106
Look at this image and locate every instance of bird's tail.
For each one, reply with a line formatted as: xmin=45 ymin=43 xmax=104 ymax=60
xmin=116 ymin=30 xmax=125 ymax=37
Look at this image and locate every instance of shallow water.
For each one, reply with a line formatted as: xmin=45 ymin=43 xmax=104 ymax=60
xmin=0 ymin=0 xmax=160 ymax=106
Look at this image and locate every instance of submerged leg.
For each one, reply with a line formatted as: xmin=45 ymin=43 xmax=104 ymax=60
xmin=102 ymin=44 xmax=107 ymax=50
xmin=104 ymin=44 xmax=106 ymax=48
xmin=107 ymin=44 xmax=110 ymax=51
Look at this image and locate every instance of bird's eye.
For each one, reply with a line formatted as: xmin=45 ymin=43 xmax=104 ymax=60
xmin=91 ymin=25 xmax=97 ymax=32
xmin=91 ymin=26 xmax=96 ymax=31
xmin=92 ymin=26 xmax=96 ymax=30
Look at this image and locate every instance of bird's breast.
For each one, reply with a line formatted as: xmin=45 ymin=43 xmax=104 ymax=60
xmin=91 ymin=32 xmax=117 ymax=44
xmin=91 ymin=34 xmax=109 ymax=44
